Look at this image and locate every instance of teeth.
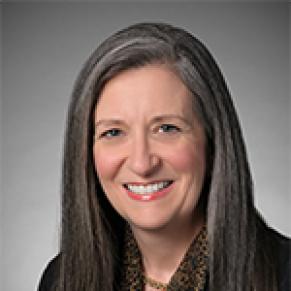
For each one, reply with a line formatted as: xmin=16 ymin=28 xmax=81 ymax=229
xmin=126 ymin=181 xmax=171 ymax=195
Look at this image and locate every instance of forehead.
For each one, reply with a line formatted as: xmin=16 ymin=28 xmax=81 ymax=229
xmin=94 ymin=64 xmax=195 ymax=121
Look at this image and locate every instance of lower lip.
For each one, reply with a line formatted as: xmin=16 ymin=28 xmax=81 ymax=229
xmin=125 ymin=182 xmax=174 ymax=202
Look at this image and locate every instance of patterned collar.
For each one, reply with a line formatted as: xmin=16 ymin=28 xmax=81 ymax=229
xmin=120 ymin=225 xmax=208 ymax=291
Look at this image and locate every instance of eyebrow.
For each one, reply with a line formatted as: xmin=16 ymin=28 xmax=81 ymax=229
xmin=95 ymin=119 xmax=125 ymax=128
xmin=95 ymin=114 xmax=192 ymax=128
xmin=151 ymin=114 xmax=191 ymax=125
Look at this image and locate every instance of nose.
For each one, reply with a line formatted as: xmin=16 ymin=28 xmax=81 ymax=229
xmin=127 ymin=132 xmax=160 ymax=176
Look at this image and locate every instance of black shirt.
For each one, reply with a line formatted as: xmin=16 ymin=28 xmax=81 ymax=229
xmin=38 ymin=230 xmax=290 ymax=291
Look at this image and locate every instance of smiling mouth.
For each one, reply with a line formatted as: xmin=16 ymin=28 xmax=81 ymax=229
xmin=123 ymin=180 xmax=173 ymax=195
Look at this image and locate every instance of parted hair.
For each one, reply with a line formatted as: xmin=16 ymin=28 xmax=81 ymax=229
xmin=57 ymin=22 xmax=279 ymax=291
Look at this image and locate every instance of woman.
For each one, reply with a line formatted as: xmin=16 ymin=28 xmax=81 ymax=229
xmin=38 ymin=22 xmax=290 ymax=291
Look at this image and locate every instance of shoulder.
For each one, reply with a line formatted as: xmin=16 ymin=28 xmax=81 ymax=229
xmin=38 ymin=254 xmax=61 ymax=291
xmin=268 ymin=227 xmax=291 ymax=291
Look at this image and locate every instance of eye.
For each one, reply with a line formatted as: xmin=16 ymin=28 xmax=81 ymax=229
xmin=100 ymin=128 xmax=123 ymax=138
xmin=158 ymin=124 xmax=181 ymax=133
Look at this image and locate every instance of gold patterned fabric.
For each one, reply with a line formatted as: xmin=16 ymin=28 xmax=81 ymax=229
xmin=120 ymin=225 xmax=209 ymax=291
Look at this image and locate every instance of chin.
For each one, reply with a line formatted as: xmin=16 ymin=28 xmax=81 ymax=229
xmin=125 ymin=211 xmax=178 ymax=232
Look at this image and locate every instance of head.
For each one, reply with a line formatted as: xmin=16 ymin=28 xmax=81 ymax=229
xmin=61 ymin=22 xmax=256 ymax=291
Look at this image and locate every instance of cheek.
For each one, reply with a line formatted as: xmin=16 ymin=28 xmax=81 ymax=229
xmin=93 ymin=147 xmax=122 ymax=180
xmin=166 ymin=141 xmax=206 ymax=175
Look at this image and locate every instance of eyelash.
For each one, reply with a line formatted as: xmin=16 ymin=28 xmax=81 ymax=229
xmin=99 ymin=128 xmax=123 ymax=138
xmin=157 ymin=124 xmax=181 ymax=133
xmin=98 ymin=124 xmax=181 ymax=139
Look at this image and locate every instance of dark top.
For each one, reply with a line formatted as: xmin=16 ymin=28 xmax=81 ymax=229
xmin=38 ymin=255 xmax=60 ymax=291
xmin=38 ymin=229 xmax=290 ymax=291
xmin=276 ymin=232 xmax=291 ymax=291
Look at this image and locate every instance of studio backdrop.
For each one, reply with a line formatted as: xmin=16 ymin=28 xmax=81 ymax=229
xmin=2 ymin=2 xmax=290 ymax=291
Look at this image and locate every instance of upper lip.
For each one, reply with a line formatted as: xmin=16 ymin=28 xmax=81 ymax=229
xmin=123 ymin=180 xmax=173 ymax=186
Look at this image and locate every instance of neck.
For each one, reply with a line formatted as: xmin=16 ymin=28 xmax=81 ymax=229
xmin=130 ymin=211 xmax=205 ymax=284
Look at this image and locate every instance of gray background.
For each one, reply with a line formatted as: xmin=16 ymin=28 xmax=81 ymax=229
xmin=2 ymin=2 xmax=290 ymax=291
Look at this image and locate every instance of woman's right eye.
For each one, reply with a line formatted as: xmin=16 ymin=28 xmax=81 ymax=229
xmin=100 ymin=128 xmax=123 ymax=138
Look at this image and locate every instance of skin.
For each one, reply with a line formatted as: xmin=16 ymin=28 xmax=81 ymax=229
xmin=93 ymin=64 xmax=206 ymax=286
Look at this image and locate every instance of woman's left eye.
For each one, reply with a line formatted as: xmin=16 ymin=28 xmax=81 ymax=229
xmin=158 ymin=124 xmax=181 ymax=133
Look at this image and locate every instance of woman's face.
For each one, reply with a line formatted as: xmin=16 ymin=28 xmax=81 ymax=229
xmin=93 ymin=64 xmax=206 ymax=231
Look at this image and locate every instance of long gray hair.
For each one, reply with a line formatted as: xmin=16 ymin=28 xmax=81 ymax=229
xmin=58 ymin=22 xmax=277 ymax=291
